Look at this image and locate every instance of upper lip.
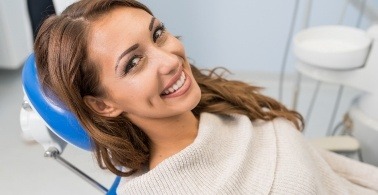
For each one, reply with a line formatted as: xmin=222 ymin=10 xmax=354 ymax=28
xmin=161 ymin=65 xmax=183 ymax=94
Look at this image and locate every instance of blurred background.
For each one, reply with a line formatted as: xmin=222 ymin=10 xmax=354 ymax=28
xmin=1 ymin=0 xmax=377 ymax=194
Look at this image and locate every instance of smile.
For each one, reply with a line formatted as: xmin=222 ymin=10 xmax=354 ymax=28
xmin=162 ymin=71 xmax=186 ymax=95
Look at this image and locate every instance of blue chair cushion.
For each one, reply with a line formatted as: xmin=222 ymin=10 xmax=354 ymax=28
xmin=22 ymin=54 xmax=92 ymax=150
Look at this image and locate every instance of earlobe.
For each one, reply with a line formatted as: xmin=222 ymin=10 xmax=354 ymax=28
xmin=83 ymin=95 xmax=123 ymax=117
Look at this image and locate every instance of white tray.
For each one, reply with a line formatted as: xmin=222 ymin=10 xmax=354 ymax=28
xmin=294 ymin=25 xmax=372 ymax=70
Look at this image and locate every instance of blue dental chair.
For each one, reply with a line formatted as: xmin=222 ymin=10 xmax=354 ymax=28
xmin=20 ymin=54 xmax=121 ymax=194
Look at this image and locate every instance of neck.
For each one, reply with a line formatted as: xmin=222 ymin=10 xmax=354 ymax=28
xmin=128 ymin=111 xmax=199 ymax=169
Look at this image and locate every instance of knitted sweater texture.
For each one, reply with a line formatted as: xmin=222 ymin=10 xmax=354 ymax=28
xmin=117 ymin=113 xmax=378 ymax=194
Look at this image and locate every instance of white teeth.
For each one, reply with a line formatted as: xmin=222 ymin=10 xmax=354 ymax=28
xmin=177 ymin=80 xmax=183 ymax=87
xmin=162 ymin=71 xmax=187 ymax=96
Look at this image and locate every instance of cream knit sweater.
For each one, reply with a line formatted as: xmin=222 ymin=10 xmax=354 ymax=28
xmin=117 ymin=113 xmax=378 ymax=194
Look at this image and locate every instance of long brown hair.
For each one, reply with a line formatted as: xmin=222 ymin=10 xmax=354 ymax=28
xmin=34 ymin=0 xmax=303 ymax=177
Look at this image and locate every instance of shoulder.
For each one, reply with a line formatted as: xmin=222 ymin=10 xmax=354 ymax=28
xmin=201 ymin=112 xmax=299 ymax=130
xmin=251 ymin=117 xmax=299 ymax=132
xmin=200 ymin=112 xmax=301 ymax=138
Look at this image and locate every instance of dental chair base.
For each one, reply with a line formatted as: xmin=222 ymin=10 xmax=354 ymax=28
xmin=349 ymin=102 xmax=378 ymax=166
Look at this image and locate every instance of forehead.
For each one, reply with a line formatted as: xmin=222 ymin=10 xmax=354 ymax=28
xmin=87 ymin=7 xmax=152 ymax=68
xmin=91 ymin=6 xmax=151 ymax=37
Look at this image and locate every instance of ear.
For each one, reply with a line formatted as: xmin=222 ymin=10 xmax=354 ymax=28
xmin=83 ymin=95 xmax=123 ymax=117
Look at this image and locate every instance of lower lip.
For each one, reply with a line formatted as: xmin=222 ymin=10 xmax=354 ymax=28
xmin=161 ymin=71 xmax=192 ymax=98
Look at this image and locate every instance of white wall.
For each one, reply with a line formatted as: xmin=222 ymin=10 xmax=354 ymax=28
xmin=141 ymin=0 xmax=378 ymax=73
xmin=0 ymin=0 xmax=33 ymax=69
xmin=1 ymin=0 xmax=376 ymax=71
xmin=52 ymin=0 xmax=77 ymax=14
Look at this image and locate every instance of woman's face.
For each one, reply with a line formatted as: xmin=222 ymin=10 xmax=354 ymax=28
xmin=87 ymin=7 xmax=201 ymax=124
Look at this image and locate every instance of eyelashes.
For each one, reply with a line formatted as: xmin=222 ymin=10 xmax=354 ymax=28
xmin=153 ymin=23 xmax=165 ymax=43
xmin=124 ymin=55 xmax=143 ymax=75
xmin=121 ymin=23 xmax=167 ymax=76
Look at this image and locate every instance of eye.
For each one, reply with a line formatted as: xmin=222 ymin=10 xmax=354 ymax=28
xmin=153 ymin=23 xmax=165 ymax=43
xmin=124 ymin=55 xmax=142 ymax=75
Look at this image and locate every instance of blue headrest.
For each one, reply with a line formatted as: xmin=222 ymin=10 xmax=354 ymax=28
xmin=22 ymin=54 xmax=92 ymax=151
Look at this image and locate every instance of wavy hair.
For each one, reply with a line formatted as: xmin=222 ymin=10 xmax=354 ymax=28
xmin=34 ymin=0 xmax=303 ymax=177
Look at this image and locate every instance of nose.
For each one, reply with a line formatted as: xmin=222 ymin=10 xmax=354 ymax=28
xmin=147 ymin=46 xmax=180 ymax=75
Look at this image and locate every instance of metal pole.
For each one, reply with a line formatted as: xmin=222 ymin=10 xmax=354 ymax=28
xmin=44 ymin=147 xmax=108 ymax=193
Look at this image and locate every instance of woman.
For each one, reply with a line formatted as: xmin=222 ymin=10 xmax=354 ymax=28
xmin=34 ymin=0 xmax=378 ymax=194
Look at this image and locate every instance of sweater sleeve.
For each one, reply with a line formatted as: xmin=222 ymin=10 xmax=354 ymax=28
xmin=315 ymin=147 xmax=378 ymax=191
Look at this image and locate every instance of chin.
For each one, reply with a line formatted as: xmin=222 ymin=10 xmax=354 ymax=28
xmin=173 ymin=81 xmax=201 ymax=116
xmin=189 ymin=82 xmax=202 ymax=110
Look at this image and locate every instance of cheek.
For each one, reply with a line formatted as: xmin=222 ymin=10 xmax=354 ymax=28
xmin=120 ymin=77 xmax=157 ymax=102
xmin=130 ymin=78 xmax=154 ymax=93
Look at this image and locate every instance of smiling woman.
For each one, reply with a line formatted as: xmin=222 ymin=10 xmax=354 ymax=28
xmin=34 ymin=0 xmax=378 ymax=194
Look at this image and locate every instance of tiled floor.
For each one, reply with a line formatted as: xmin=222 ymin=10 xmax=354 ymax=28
xmin=0 ymin=67 xmax=365 ymax=194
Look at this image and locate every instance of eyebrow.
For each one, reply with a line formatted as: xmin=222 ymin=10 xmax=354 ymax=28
xmin=149 ymin=17 xmax=156 ymax=31
xmin=115 ymin=43 xmax=139 ymax=72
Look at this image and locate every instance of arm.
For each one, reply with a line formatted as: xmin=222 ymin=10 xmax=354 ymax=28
xmin=316 ymin=147 xmax=378 ymax=191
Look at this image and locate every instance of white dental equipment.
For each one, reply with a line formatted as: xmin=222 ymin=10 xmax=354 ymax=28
xmin=294 ymin=24 xmax=378 ymax=166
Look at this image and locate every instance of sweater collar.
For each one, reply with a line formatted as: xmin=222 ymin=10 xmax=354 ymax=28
xmin=118 ymin=113 xmax=277 ymax=194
